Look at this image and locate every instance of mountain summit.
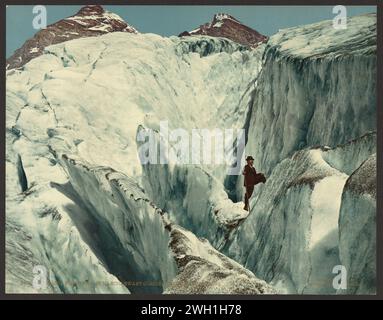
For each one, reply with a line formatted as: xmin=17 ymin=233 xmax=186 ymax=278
xmin=179 ymin=13 xmax=267 ymax=48
xmin=6 ymin=5 xmax=137 ymax=70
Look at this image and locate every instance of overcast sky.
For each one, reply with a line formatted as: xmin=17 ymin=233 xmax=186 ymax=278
xmin=6 ymin=5 xmax=376 ymax=58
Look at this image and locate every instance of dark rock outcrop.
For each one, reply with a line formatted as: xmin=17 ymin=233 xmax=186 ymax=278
xmin=6 ymin=5 xmax=137 ymax=70
xmin=179 ymin=13 xmax=267 ymax=48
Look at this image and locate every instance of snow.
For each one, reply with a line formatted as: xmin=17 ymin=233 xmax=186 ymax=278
xmin=321 ymin=132 xmax=376 ymax=175
xmin=214 ymin=13 xmax=238 ymax=23
xmin=65 ymin=10 xmax=138 ymax=33
xmin=88 ymin=24 xmax=111 ymax=32
xmin=103 ymin=11 xmax=128 ymax=22
xmin=61 ymin=155 xmax=273 ymax=294
xmin=189 ymin=13 xmax=240 ymax=34
xmin=137 ymin=125 xmax=251 ymax=250
xmin=166 ymin=225 xmax=275 ymax=294
xmin=62 ymin=156 xmax=178 ymax=293
xmin=29 ymin=47 xmax=39 ymax=53
xmin=213 ymin=21 xmax=223 ymax=28
xmin=310 ymin=174 xmax=347 ymax=249
xmin=338 ymin=154 xmax=376 ymax=294
xmin=270 ymin=13 xmax=376 ymax=58
xmin=10 ymin=32 xmax=252 ymax=177
xmin=6 ymin=183 xmax=130 ymax=293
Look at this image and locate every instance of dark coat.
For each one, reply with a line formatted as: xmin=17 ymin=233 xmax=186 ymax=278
xmin=242 ymin=164 xmax=266 ymax=187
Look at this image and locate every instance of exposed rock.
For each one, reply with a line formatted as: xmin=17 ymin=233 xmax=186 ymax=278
xmin=179 ymin=13 xmax=267 ymax=48
xmin=6 ymin=5 xmax=137 ymax=70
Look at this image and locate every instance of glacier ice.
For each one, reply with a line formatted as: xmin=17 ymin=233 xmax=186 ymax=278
xmin=225 ymin=148 xmax=348 ymax=293
xmin=62 ymin=155 xmax=273 ymax=294
xmin=225 ymin=14 xmax=376 ymax=294
xmin=242 ymin=14 xmax=376 ymax=179
xmin=136 ymin=125 xmax=249 ymax=250
xmin=6 ymin=32 xmax=265 ymax=293
xmin=5 ymin=13 xmax=377 ymax=294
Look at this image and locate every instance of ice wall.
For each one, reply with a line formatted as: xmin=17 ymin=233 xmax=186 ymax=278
xmin=226 ymin=15 xmax=377 ymax=293
xmin=62 ymin=155 xmax=274 ymax=294
xmin=174 ymin=35 xmax=249 ymax=57
xmin=136 ymin=125 xmax=249 ymax=248
xmin=225 ymin=148 xmax=349 ymax=293
xmin=243 ymin=14 xmax=376 ymax=178
xmin=5 ymin=177 xmax=130 ymax=294
xmin=62 ymin=155 xmax=178 ymax=293
xmin=338 ymin=153 xmax=376 ymax=294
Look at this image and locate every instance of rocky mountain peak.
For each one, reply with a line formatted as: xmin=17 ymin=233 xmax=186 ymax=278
xmin=6 ymin=5 xmax=137 ymax=70
xmin=179 ymin=13 xmax=268 ymax=48
xmin=76 ymin=4 xmax=105 ymax=16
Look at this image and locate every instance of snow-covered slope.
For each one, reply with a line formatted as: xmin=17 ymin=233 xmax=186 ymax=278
xmin=6 ymin=175 xmax=130 ymax=294
xmin=62 ymin=155 xmax=177 ymax=293
xmin=166 ymin=226 xmax=274 ymax=294
xmin=224 ymin=134 xmax=375 ymax=294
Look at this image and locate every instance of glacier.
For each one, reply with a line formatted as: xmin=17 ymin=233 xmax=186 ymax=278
xmin=6 ymin=13 xmax=376 ymax=294
xmin=61 ymin=154 xmax=273 ymax=294
xmin=225 ymin=14 xmax=376 ymax=294
xmin=6 ymin=32 xmax=266 ymax=293
xmin=242 ymin=14 xmax=376 ymax=177
xmin=137 ymin=15 xmax=377 ymax=294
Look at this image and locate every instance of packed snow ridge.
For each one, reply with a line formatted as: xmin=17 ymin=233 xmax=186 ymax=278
xmin=6 ymin=11 xmax=376 ymax=294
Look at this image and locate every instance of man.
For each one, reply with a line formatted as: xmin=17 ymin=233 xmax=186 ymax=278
xmin=242 ymin=155 xmax=266 ymax=211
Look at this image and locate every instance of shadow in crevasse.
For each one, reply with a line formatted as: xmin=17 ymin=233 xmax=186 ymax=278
xmin=50 ymin=181 xmax=163 ymax=293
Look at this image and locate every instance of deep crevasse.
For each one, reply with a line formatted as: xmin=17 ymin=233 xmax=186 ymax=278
xmin=5 ymin=33 xmax=266 ymax=293
xmin=138 ymin=14 xmax=377 ymax=294
xmin=61 ymin=155 xmax=274 ymax=294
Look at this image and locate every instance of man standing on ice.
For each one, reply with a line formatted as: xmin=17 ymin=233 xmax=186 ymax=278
xmin=242 ymin=155 xmax=266 ymax=211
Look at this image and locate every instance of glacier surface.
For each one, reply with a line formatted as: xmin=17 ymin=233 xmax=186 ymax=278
xmin=6 ymin=13 xmax=377 ymax=294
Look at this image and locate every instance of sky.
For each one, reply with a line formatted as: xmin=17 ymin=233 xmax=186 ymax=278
xmin=6 ymin=5 xmax=376 ymax=58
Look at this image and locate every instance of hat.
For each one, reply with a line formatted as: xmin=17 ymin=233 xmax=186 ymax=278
xmin=246 ymin=156 xmax=254 ymax=161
